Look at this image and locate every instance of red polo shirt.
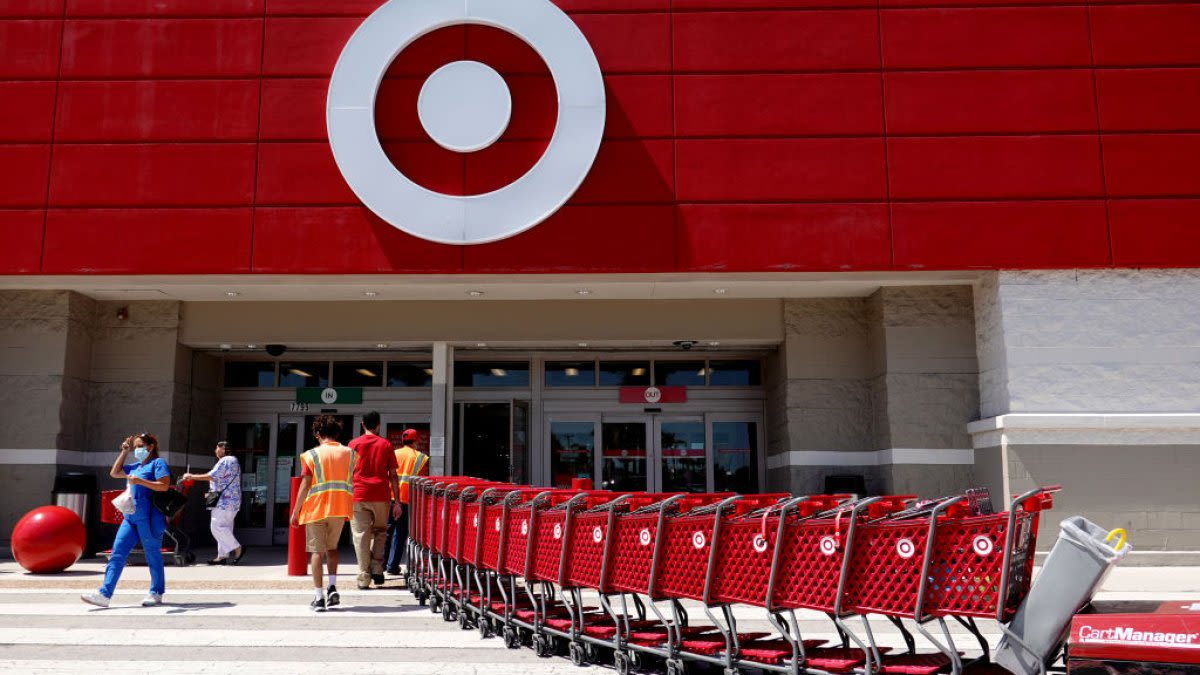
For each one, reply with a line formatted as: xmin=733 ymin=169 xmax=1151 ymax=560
xmin=348 ymin=433 xmax=398 ymax=502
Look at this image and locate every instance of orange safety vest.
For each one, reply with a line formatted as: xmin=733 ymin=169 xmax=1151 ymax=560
xmin=393 ymin=444 xmax=429 ymax=504
xmin=298 ymin=441 xmax=355 ymax=524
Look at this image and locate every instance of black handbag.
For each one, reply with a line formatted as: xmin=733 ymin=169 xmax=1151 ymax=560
xmin=152 ymin=488 xmax=189 ymax=519
xmin=204 ymin=484 xmax=227 ymax=509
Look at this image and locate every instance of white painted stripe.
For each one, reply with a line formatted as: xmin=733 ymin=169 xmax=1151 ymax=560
xmin=0 ymin=628 xmax=506 ymax=649
xmin=766 ymin=448 xmax=974 ymax=470
xmin=968 ymin=413 xmax=1200 ymax=447
xmin=0 ymin=449 xmax=178 ymax=466
xmin=0 ymin=661 xmax=586 ymax=675
xmin=0 ymin=603 xmax=452 ymax=618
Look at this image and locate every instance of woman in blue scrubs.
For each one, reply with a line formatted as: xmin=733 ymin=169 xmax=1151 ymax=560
xmin=81 ymin=433 xmax=172 ymax=608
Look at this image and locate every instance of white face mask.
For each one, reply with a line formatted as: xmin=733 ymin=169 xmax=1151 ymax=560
xmin=133 ymin=447 xmax=150 ymax=462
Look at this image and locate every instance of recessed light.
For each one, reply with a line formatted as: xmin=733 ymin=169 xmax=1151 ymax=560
xmin=709 ymin=341 xmax=721 ymax=347
xmin=475 ymin=342 xmax=487 ymax=348
xmin=631 ymin=367 xmax=646 ymax=377
xmin=225 ymin=291 xmax=240 ymax=297
xmin=247 ymin=344 xmax=258 ymax=349
xmin=714 ymin=288 xmax=728 ymax=295
xmin=577 ymin=342 xmax=589 ymax=348
xmin=490 ymin=368 xmax=508 ymax=377
xmin=356 ymin=368 xmax=378 ymax=377
xmin=288 ymin=368 xmax=312 ymax=378
xmin=376 ymin=343 xmax=388 ymax=349
xmin=468 ymin=290 xmax=485 ymax=297
xmin=219 ymin=343 xmax=233 ymax=350
xmin=423 ymin=368 xmax=434 ymax=375
xmin=576 ymin=289 xmax=592 ymax=296
xmin=363 ymin=291 xmax=379 ymax=297
xmin=564 ymin=368 xmax=579 ymax=377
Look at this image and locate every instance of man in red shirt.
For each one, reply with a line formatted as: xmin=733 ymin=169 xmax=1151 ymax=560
xmin=348 ymin=410 xmax=401 ymax=589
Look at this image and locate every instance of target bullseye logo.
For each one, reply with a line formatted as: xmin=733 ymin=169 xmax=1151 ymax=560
xmin=752 ymin=534 xmax=769 ymax=554
xmin=639 ymin=529 xmax=651 ymax=546
xmin=593 ymin=527 xmax=603 ymax=544
xmin=327 ymin=0 xmax=606 ymax=245
xmin=895 ymin=538 xmax=916 ymax=560
xmin=819 ymin=536 xmax=838 ymax=556
xmin=973 ymin=535 xmax=995 ymax=557
xmin=553 ymin=523 xmax=563 ymax=540
xmin=692 ymin=531 xmax=706 ymax=550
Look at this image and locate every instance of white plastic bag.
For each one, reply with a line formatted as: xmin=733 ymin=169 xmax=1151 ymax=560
xmin=111 ymin=488 xmax=136 ymax=515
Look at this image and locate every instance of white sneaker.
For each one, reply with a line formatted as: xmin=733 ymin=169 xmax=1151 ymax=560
xmin=80 ymin=591 xmax=110 ymax=608
xmin=141 ymin=593 xmax=162 ymax=607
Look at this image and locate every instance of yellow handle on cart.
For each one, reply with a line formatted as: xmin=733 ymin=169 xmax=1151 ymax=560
xmin=1105 ymin=528 xmax=1128 ymax=551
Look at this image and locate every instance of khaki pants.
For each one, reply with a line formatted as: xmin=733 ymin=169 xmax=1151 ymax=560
xmin=351 ymin=501 xmax=389 ymax=587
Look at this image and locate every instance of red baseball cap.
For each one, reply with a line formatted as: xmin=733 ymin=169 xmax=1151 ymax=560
xmin=402 ymin=429 xmax=419 ymax=442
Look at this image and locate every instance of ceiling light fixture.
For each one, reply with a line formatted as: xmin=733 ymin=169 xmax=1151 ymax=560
xmin=490 ymin=368 xmax=508 ymax=377
xmin=288 ymin=368 xmax=312 ymax=378
xmin=376 ymin=343 xmax=388 ymax=349
xmin=564 ymin=368 xmax=579 ymax=377
xmin=247 ymin=344 xmax=258 ymax=349
xmin=468 ymin=290 xmax=485 ymax=297
xmin=576 ymin=289 xmax=592 ymax=296
xmin=709 ymin=341 xmax=721 ymax=347
xmin=577 ymin=342 xmax=589 ymax=348
xmin=423 ymin=368 xmax=434 ymax=375
xmin=356 ymin=368 xmax=378 ymax=377
xmin=363 ymin=291 xmax=379 ymax=297
xmin=225 ymin=291 xmax=240 ymax=297
xmin=714 ymin=288 xmax=728 ymax=295
xmin=475 ymin=343 xmax=487 ymax=348
xmin=631 ymin=367 xmax=646 ymax=377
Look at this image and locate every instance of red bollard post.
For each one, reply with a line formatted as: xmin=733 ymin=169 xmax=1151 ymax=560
xmin=287 ymin=476 xmax=307 ymax=576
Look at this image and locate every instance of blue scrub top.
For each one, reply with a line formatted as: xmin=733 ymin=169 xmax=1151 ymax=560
xmin=124 ymin=457 xmax=170 ymax=536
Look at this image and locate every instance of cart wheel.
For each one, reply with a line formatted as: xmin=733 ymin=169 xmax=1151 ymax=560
xmin=614 ymin=652 xmax=630 ymax=675
xmin=480 ymin=619 xmax=494 ymax=639
xmin=534 ymin=635 xmax=552 ymax=658
xmin=569 ymin=643 xmax=582 ymax=667
xmin=628 ymin=651 xmax=644 ymax=673
xmin=185 ymin=551 xmax=196 ymax=565
xmin=583 ymin=643 xmax=599 ymax=664
xmin=503 ymin=626 xmax=520 ymax=650
xmin=459 ymin=611 xmax=473 ymax=630
xmin=666 ymin=658 xmax=687 ymax=675
xmin=417 ymin=592 xmax=427 ymax=607
xmin=430 ymin=597 xmax=441 ymax=614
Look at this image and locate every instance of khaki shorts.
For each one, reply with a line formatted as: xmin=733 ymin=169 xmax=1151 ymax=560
xmin=305 ymin=517 xmax=346 ymax=553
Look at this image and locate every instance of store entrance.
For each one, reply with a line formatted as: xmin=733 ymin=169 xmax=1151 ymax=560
xmin=547 ymin=415 xmax=762 ymax=493
xmin=455 ymin=401 xmax=530 ymax=483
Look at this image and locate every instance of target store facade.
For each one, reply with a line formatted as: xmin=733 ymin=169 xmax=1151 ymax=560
xmin=2 ymin=0 xmax=1199 ymax=556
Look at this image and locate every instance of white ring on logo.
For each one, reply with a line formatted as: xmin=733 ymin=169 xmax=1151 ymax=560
xmin=520 ymin=520 xmax=528 ymax=536
xmin=553 ymin=523 xmax=562 ymax=540
xmin=455 ymin=512 xmax=460 ymax=524
xmin=593 ymin=527 xmax=603 ymax=543
xmin=639 ymin=529 xmax=651 ymax=546
xmin=692 ymin=532 xmax=706 ymax=550
xmin=752 ymin=535 xmax=769 ymax=554
xmin=819 ymin=536 xmax=838 ymax=556
xmin=473 ymin=514 xmax=479 ymax=528
xmin=895 ymin=538 xmax=916 ymax=560
xmin=973 ymin=535 xmax=994 ymax=557
xmin=495 ymin=517 xmax=502 ymax=532
xmin=327 ymin=0 xmax=606 ymax=245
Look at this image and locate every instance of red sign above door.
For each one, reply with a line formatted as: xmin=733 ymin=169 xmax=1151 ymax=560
xmin=619 ymin=386 xmax=687 ymax=404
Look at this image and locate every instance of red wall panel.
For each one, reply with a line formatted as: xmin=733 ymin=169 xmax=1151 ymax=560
xmin=884 ymin=70 xmax=1097 ymax=134
xmin=880 ymin=7 xmax=1091 ymax=69
xmin=678 ymin=204 xmax=891 ymax=271
xmin=0 ymin=82 xmax=57 ymax=142
xmin=462 ymin=206 xmax=674 ymax=273
xmin=252 ymin=206 xmax=462 ymax=273
xmin=0 ymin=145 xmax=52 ymax=207
xmin=65 ymin=0 xmax=263 ymax=16
xmin=1091 ymin=4 xmax=1200 ymax=66
xmin=1103 ymin=134 xmax=1200 ymax=197
xmin=676 ymin=74 xmax=883 ymax=137
xmin=55 ymin=80 xmax=260 ymax=141
xmin=892 ymin=201 xmax=1111 ymax=268
xmin=1096 ymin=69 xmax=1200 ymax=132
xmin=255 ymin=142 xmax=357 ymax=205
xmin=259 ymin=78 xmax=325 ymax=141
xmin=605 ymin=76 xmax=673 ymax=139
xmin=0 ymin=211 xmax=44 ymax=274
xmin=888 ymin=136 xmax=1104 ymax=199
xmin=1110 ymin=199 xmax=1200 ymax=266
xmin=49 ymin=144 xmax=256 ymax=206
xmin=262 ymin=17 xmax=360 ymax=77
xmin=677 ymin=139 xmax=887 ymax=201
xmin=674 ymin=10 xmax=880 ymax=72
xmin=265 ymin=0 xmax=383 ymax=15
xmin=0 ymin=20 xmax=62 ymax=78
xmin=61 ymin=19 xmax=263 ymax=77
xmin=42 ymin=208 xmax=253 ymax=273
xmin=1 ymin=1 xmax=63 ymax=18
xmin=570 ymin=14 xmax=671 ymax=74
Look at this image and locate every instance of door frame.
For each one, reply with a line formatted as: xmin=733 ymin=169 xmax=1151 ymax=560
xmin=706 ymin=412 xmax=767 ymax=494
xmin=220 ymin=415 xmax=279 ymax=547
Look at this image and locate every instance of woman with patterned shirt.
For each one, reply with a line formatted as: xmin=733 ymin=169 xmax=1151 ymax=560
xmin=183 ymin=441 xmax=244 ymax=565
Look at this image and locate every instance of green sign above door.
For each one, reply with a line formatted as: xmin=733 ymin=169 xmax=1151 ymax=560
xmin=296 ymin=387 xmax=363 ymax=405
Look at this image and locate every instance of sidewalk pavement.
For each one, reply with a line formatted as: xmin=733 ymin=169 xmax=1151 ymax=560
xmin=2 ymin=546 xmax=1199 ymax=599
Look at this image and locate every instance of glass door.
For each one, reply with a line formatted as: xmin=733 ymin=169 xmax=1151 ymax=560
xmin=710 ymin=415 xmax=763 ymax=494
xmin=511 ymin=400 xmax=530 ymax=485
xmin=222 ymin=419 xmax=276 ymax=546
xmin=600 ymin=418 xmax=650 ymax=491
xmin=274 ymin=417 xmax=302 ymax=545
xmin=547 ymin=416 xmax=598 ymax=489
xmin=655 ymin=417 xmax=708 ymax=493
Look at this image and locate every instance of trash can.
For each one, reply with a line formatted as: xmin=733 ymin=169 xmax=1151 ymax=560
xmin=52 ymin=472 xmax=97 ymax=557
xmin=994 ymin=516 xmax=1131 ymax=675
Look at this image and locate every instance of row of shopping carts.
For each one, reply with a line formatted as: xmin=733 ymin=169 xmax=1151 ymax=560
xmin=405 ymin=477 xmax=1058 ymax=675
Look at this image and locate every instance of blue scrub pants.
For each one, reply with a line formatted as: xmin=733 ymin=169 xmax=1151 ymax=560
xmin=384 ymin=506 xmax=409 ymax=570
xmin=100 ymin=517 xmax=165 ymax=598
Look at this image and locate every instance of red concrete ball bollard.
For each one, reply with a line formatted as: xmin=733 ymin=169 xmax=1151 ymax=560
xmin=11 ymin=505 xmax=86 ymax=574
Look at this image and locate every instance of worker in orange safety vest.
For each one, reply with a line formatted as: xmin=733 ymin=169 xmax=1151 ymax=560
xmin=384 ymin=428 xmax=429 ymax=576
xmin=290 ymin=414 xmax=355 ymax=612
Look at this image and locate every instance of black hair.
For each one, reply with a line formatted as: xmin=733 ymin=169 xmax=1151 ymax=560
xmin=311 ymin=415 xmax=343 ymax=441
xmin=362 ymin=410 xmax=381 ymax=431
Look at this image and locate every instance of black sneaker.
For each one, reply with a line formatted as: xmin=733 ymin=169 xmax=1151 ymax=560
xmin=310 ymin=596 xmax=326 ymax=612
xmin=385 ymin=567 xmax=400 ymax=576
xmin=326 ymin=586 xmax=340 ymax=608
xmin=371 ymin=573 xmax=385 ymax=586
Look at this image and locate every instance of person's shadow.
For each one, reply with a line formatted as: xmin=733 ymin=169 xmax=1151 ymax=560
xmin=86 ymin=601 xmax=236 ymax=613
xmin=332 ymin=604 xmax=426 ymax=614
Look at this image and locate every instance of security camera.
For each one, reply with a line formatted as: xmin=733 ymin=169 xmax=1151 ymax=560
xmin=673 ymin=340 xmax=696 ymax=351
xmin=265 ymin=344 xmax=287 ymax=357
